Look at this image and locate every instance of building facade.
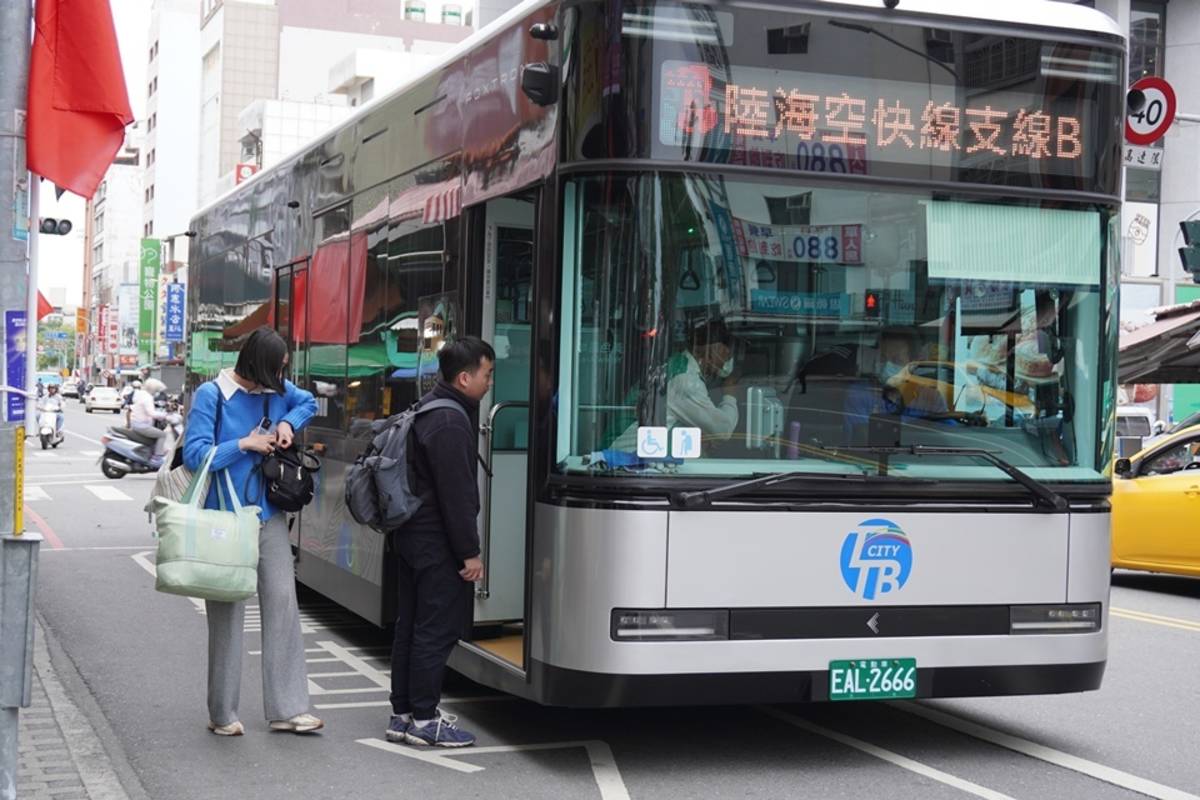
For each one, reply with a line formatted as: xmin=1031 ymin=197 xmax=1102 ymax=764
xmin=1064 ymin=0 xmax=1200 ymax=420
xmin=82 ymin=129 xmax=145 ymax=379
xmin=198 ymin=0 xmax=477 ymax=205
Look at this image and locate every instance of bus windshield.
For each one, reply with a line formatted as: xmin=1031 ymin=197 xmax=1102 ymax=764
xmin=555 ymin=172 xmax=1114 ymax=483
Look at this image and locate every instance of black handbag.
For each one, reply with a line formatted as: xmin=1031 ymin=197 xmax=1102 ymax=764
xmin=252 ymin=395 xmax=320 ymax=512
xmin=262 ymin=444 xmax=320 ymax=512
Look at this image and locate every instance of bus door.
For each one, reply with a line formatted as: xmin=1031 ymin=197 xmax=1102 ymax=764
xmin=274 ymin=260 xmax=308 ymax=546
xmin=473 ymin=192 xmax=536 ymax=658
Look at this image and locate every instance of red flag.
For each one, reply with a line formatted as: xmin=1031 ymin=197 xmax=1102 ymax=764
xmin=37 ymin=291 xmax=53 ymax=321
xmin=26 ymin=0 xmax=133 ymax=199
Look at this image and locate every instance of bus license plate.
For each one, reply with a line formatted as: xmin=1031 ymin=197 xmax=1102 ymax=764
xmin=829 ymin=658 xmax=917 ymax=701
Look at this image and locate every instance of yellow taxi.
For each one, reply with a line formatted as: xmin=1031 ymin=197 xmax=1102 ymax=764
xmin=889 ymin=361 xmax=1036 ymax=416
xmin=1112 ymin=425 xmax=1200 ymax=577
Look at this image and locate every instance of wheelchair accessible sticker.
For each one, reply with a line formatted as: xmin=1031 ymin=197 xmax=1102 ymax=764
xmin=840 ymin=518 xmax=913 ymax=600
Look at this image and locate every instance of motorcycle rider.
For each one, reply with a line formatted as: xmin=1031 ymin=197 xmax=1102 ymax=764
xmin=129 ymin=378 xmax=169 ymax=457
xmin=38 ymin=383 xmax=64 ymax=434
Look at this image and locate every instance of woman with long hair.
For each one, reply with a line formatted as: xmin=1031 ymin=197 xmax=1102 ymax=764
xmin=183 ymin=326 xmax=323 ymax=736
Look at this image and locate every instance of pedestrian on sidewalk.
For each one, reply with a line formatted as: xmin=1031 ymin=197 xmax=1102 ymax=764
xmin=386 ymin=336 xmax=494 ymax=748
xmin=182 ymin=326 xmax=324 ymax=737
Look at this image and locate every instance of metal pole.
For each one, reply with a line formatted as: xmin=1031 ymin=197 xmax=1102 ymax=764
xmin=26 ymin=185 xmax=38 ymax=389
xmin=0 ymin=0 xmax=39 ymax=797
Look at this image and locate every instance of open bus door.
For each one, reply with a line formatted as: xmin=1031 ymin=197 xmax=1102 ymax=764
xmin=464 ymin=190 xmax=537 ymax=673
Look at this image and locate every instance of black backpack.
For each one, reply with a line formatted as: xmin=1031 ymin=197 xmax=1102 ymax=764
xmin=344 ymin=399 xmax=467 ymax=534
xmin=261 ymin=444 xmax=320 ymax=512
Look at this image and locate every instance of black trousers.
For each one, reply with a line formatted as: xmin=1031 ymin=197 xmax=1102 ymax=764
xmin=389 ymin=532 xmax=473 ymax=719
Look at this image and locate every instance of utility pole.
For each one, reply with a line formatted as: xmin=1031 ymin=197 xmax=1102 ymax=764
xmin=0 ymin=0 xmax=41 ymax=798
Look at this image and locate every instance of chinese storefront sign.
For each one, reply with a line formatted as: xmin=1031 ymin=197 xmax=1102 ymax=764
xmin=164 ymin=283 xmax=185 ymax=342
xmin=138 ymin=238 xmax=161 ymax=362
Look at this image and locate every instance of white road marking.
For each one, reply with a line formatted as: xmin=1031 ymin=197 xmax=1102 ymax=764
xmin=30 ymin=451 xmax=58 ymax=458
xmin=316 ymin=696 xmax=513 ymax=711
xmin=892 ymin=702 xmax=1200 ymax=800
xmin=41 ymin=546 xmax=148 ymax=552
xmin=65 ymin=430 xmax=105 ymax=446
xmin=85 ymin=485 xmax=133 ymax=502
xmin=26 ymin=478 xmax=151 ymax=488
xmin=80 ymin=449 xmax=101 ymax=457
xmin=23 ymin=486 xmax=50 ymax=502
xmin=761 ymin=707 xmax=1016 ymax=800
xmin=130 ymin=551 xmax=205 ymax=611
xmin=356 ymin=738 xmax=631 ymax=799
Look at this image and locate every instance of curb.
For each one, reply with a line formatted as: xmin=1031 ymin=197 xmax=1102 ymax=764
xmin=34 ymin=616 xmax=149 ymax=800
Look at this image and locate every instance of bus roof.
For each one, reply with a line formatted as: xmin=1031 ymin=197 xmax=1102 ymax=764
xmin=193 ymin=0 xmax=1121 ymax=220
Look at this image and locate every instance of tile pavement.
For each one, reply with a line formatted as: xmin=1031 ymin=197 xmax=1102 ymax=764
xmin=15 ymin=623 xmax=132 ymax=800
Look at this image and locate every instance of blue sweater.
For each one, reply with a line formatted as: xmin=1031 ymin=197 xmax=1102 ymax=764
xmin=183 ymin=377 xmax=317 ymax=521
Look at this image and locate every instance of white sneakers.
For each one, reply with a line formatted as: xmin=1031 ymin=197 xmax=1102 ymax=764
xmin=207 ymin=720 xmax=245 ymax=736
xmin=268 ymin=713 xmax=325 ymax=733
xmin=208 ymin=713 xmax=324 ymax=735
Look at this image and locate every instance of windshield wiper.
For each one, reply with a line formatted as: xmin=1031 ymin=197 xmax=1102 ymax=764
xmin=671 ymin=470 xmax=932 ymax=508
xmin=824 ymin=445 xmax=1069 ymax=512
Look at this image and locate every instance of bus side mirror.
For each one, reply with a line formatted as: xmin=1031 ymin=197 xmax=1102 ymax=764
xmin=1114 ymin=458 xmax=1132 ymax=477
xmin=521 ymin=63 xmax=559 ymax=106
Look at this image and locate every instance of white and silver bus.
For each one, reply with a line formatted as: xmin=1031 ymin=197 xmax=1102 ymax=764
xmin=187 ymin=0 xmax=1125 ymax=705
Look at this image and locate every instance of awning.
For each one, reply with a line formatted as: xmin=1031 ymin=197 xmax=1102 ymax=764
xmin=390 ymin=179 xmax=461 ymax=224
xmin=1119 ymin=300 xmax=1200 ymax=384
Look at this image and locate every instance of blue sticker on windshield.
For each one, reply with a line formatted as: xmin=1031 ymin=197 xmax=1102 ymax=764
xmin=840 ymin=518 xmax=913 ymax=600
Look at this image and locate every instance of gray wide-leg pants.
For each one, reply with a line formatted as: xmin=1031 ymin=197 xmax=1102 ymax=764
xmin=205 ymin=513 xmax=309 ymax=725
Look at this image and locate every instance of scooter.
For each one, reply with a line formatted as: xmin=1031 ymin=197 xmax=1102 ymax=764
xmin=37 ymin=398 xmax=64 ymax=450
xmin=99 ymin=411 xmax=183 ymax=479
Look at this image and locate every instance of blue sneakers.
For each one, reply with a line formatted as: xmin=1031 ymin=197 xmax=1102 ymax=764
xmin=403 ymin=712 xmax=476 ymax=748
xmin=386 ymin=715 xmax=410 ymax=742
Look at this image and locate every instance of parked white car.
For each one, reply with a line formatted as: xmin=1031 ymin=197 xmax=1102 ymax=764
xmin=85 ymin=386 xmax=123 ymax=414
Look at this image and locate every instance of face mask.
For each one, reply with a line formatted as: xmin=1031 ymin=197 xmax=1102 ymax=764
xmin=717 ymin=356 xmax=735 ymax=379
xmin=880 ymin=361 xmax=903 ymax=382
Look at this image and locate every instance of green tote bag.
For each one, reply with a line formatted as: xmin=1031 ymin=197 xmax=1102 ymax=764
xmin=150 ymin=447 xmax=261 ymax=603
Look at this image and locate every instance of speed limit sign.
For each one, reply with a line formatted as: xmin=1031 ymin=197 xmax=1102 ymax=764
xmin=1126 ymin=76 xmax=1176 ymax=145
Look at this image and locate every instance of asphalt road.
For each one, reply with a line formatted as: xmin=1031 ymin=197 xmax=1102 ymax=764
xmin=24 ymin=401 xmax=1200 ymax=800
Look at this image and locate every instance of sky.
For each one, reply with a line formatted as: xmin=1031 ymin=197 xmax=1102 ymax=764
xmin=38 ymin=0 xmax=150 ymax=309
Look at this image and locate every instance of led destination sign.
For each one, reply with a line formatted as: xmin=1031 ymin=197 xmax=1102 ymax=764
xmin=658 ymin=60 xmax=1101 ymax=183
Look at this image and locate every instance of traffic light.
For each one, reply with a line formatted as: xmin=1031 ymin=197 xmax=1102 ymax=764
xmin=39 ymin=217 xmax=72 ymax=235
xmin=864 ymin=290 xmax=881 ymax=318
xmin=1181 ymin=221 xmax=1200 ymax=283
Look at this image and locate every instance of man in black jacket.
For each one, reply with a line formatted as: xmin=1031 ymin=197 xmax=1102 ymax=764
xmin=387 ymin=336 xmax=494 ymax=748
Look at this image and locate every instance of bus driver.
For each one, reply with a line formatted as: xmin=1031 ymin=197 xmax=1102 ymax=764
xmin=612 ymin=320 xmax=739 ymax=455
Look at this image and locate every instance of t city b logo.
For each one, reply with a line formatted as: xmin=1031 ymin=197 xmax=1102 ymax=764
xmin=839 ymin=519 xmax=913 ymax=601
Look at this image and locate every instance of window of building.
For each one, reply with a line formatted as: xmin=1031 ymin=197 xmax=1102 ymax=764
xmin=404 ymin=0 xmax=425 ymax=22
xmin=1126 ymin=0 xmax=1167 ymax=204
xmin=92 ymin=242 xmax=103 ymax=264
xmin=1130 ymin=1 xmax=1166 ymax=83
xmin=94 ymin=212 xmax=104 ymax=234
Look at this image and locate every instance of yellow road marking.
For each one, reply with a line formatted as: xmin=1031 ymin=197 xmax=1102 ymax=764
xmin=1110 ymin=607 xmax=1200 ymax=633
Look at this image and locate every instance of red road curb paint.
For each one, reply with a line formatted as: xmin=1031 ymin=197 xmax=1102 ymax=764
xmin=24 ymin=505 xmax=64 ymax=550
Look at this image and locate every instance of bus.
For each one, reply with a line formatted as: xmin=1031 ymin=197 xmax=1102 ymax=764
xmin=187 ymin=0 xmax=1125 ymax=706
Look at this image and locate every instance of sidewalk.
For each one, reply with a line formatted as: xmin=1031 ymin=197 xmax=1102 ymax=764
xmin=16 ymin=621 xmax=134 ymax=800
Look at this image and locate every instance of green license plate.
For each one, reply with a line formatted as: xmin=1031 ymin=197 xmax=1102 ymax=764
xmin=829 ymin=658 xmax=917 ymax=701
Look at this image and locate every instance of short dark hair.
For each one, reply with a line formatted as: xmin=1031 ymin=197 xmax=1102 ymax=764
xmin=235 ymin=326 xmax=289 ymax=393
xmin=438 ymin=336 xmax=495 ymax=383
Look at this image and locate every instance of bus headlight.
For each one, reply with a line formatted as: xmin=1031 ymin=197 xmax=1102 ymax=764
xmin=611 ymin=609 xmax=729 ymax=641
xmin=1010 ymin=604 xmax=1101 ymax=634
